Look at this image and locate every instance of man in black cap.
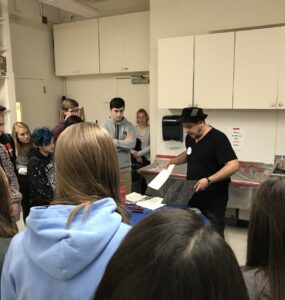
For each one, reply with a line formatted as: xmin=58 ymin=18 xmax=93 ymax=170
xmin=166 ymin=107 xmax=239 ymax=235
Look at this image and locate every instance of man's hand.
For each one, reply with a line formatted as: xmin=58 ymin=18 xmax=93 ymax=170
xmin=164 ymin=158 xmax=176 ymax=169
xmin=132 ymin=150 xmax=139 ymax=158
xmin=124 ymin=134 xmax=134 ymax=141
xmin=136 ymin=157 xmax=143 ymax=164
xmin=194 ymin=178 xmax=210 ymax=192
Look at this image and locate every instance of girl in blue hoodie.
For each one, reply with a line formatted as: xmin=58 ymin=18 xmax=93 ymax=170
xmin=1 ymin=122 xmax=131 ymax=300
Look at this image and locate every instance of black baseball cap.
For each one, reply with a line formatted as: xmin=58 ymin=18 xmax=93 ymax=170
xmin=180 ymin=107 xmax=207 ymax=123
xmin=0 ymin=105 xmax=6 ymax=112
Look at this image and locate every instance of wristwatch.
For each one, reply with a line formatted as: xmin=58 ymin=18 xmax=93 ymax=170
xmin=206 ymin=177 xmax=212 ymax=185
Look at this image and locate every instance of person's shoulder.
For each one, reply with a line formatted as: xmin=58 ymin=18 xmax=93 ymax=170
xmin=209 ymin=127 xmax=229 ymax=140
xmin=124 ymin=118 xmax=135 ymax=128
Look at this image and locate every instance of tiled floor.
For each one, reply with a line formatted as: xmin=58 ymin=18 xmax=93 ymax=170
xmin=225 ymin=225 xmax=248 ymax=265
xmin=18 ymin=215 xmax=248 ymax=267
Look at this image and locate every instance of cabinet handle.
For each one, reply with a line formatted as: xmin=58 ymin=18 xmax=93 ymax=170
xmin=125 ymin=67 xmax=128 ymax=70
xmin=271 ymin=103 xmax=276 ymax=108
xmin=278 ymin=103 xmax=284 ymax=107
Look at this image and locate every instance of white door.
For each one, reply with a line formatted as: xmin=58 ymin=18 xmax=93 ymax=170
xmin=115 ymin=77 xmax=149 ymax=125
xmin=15 ymin=78 xmax=48 ymax=131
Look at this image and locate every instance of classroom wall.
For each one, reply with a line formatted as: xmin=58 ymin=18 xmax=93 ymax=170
xmin=150 ymin=0 xmax=285 ymax=163
xmin=65 ymin=75 xmax=149 ymax=126
xmin=8 ymin=0 xmax=64 ymax=130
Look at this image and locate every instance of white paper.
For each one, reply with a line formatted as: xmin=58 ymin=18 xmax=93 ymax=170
xmin=137 ymin=197 xmax=165 ymax=210
xmin=126 ymin=192 xmax=143 ymax=203
xmin=148 ymin=164 xmax=175 ymax=190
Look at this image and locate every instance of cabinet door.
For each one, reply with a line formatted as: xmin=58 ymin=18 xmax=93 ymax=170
xmin=194 ymin=32 xmax=235 ymax=109
xmin=99 ymin=11 xmax=149 ymax=73
xmin=123 ymin=11 xmax=150 ymax=72
xmin=277 ymin=27 xmax=285 ymax=109
xmin=99 ymin=15 xmax=125 ymax=73
xmin=53 ymin=19 xmax=99 ymax=76
xmin=158 ymin=36 xmax=194 ymax=109
xmin=233 ymin=27 xmax=280 ymax=109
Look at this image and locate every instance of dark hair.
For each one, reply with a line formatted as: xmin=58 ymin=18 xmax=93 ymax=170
xmin=0 ymin=167 xmax=18 ymax=237
xmin=94 ymin=209 xmax=249 ymax=300
xmin=32 ymin=127 xmax=53 ymax=147
xmin=109 ymin=97 xmax=125 ymax=109
xmin=0 ymin=105 xmax=6 ymax=112
xmin=64 ymin=115 xmax=84 ymax=129
xmin=246 ymin=177 xmax=285 ymax=300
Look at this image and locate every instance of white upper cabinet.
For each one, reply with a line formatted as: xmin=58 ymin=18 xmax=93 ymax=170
xmin=233 ymin=27 xmax=280 ymax=109
xmin=158 ymin=36 xmax=194 ymax=109
xmin=194 ymin=32 xmax=235 ymax=109
xmin=277 ymin=26 xmax=285 ymax=109
xmin=53 ymin=19 xmax=100 ymax=76
xmin=99 ymin=11 xmax=150 ymax=73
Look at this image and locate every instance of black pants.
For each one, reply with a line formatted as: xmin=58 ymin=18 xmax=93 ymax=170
xmin=18 ymin=175 xmax=30 ymax=223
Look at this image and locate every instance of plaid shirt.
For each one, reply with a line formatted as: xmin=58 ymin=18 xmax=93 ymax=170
xmin=0 ymin=144 xmax=22 ymax=204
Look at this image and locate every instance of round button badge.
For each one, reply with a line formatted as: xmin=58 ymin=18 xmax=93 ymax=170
xmin=187 ymin=147 xmax=192 ymax=155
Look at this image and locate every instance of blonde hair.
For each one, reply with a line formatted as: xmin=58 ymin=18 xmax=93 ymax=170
xmin=12 ymin=122 xmax=33 ymax=157
xmin=54 ymin=122 xmax=129 ymax=226
xmin=0 ymin=167 xmax=18 ymax=237
xmin=136 ymin=108 xmax=149 ymax=125
xmin=59 ymin=98 xmax=79 ymax=120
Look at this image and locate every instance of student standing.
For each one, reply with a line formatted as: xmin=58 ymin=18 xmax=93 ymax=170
xmin=166 ymin=107 xmax=239 ymax=235
xmin=103 ymin=97 xmax=136 ymax=194
xmin=0 ymin=145 xmax=22 ymax=223
xmin=243 ymin=177 xmax=285 ymax=300
xmin=28 ymin=127 xmax=55 ymax=207
xmin=0 ymin=109 xmax=17 ymax=172
xmin=131 ymin=108 xmax=150 ymax=194
xmin=12 ymin=122 xmax=33 ymax=221
xmin=0 ymin=167 xmax=18 ymax=279
xmin=94 ymin=209 xmax=249 ymax=300
xmin=1 ymin=123 xmax=130 ymax=300
xmin=52 ymin=96 xmax=80 ymax=142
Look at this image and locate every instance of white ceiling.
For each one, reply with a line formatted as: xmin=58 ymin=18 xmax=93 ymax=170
xmin=53 ymin=0 xmax=149 ymax=18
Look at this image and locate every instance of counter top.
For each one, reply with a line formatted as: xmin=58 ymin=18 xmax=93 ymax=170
xmin=139 ymin=155 xmax=274 ymax=187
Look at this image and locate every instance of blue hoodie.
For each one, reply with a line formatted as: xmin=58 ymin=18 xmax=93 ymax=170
xmin=1 ymin=198 xmax=131 ymax=300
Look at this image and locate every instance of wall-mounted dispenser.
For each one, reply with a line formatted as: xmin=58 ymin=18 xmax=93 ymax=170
xmin=162 ymin=115 xmax=183 ymax=142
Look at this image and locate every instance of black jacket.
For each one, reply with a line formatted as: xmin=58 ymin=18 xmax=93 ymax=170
xmin=27 ymin=148 xmax=55 ymax=205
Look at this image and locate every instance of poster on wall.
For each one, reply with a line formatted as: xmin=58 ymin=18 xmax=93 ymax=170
xmin=228 ymin=127 xmax=244 ymax=152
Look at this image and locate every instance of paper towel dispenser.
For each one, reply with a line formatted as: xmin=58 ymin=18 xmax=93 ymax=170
xmin=162 ymin=115 xmax=183 ymax=142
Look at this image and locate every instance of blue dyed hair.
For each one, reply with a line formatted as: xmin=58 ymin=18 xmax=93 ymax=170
xmin=32 ymin=127 xmax=53 ymax=146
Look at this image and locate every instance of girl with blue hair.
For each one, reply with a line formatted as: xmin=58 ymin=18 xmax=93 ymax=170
xmin=27 ymin=127 xmax=55 ymax=207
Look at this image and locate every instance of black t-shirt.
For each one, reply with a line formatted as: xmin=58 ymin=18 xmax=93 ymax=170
xmin=185 ymin=127 xmax=237 ymax=216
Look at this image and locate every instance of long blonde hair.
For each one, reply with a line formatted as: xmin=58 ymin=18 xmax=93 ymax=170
xmin=54 ymin=122 xmax=129 ymax=225
xmin=12 ymin=122 xmax=33 ymax=157
xmin=0 ymin=167 xmax=18 ymax=237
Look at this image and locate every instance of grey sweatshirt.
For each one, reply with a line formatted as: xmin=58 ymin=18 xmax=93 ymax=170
xmin=103 ymin=117 xmax=136 ymax=172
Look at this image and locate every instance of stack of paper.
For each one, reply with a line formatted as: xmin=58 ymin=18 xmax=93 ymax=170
xmin=136 ymin=197 xmax=165 ymax=210
xmin=126 ymin=192 xmax=144 ymax=204
xmin=148 ymin=164 xmax=175 ymax=190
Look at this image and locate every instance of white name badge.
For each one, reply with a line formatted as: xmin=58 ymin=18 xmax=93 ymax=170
xmin=187 ymin=147 xmax=192 ymax=155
